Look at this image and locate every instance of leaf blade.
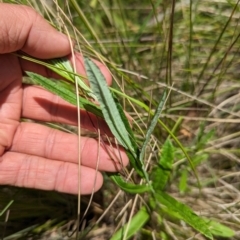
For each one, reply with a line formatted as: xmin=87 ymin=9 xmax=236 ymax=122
xmin=84 ymin=58 xmax=135 ymax=155
xmin=151 ymin=139 xmax=174 ymax=191
xmin=110 ymin=207 xmax=149 ymax=240
xmin=26 ymin=72 xmax=103 ymax=117
xmin=110 ymin=174 xmax=151 ymax=194
xmin=155 ymin=192 xmax=213 ymax=239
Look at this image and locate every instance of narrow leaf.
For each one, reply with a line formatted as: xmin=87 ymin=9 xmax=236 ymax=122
xmin=139 ymin=91 xmax=167 ymax=183
xmin=113 ymin=94 xmax=138 ymax=152
xmin=126 ymin=149 xmax=144 ymax=177
xmin=151 ymin=139 xmax=174 ymax=191
xmin=84 ymin=58 xmax=136 ymax=155
xmin=179 ymin=169 xmax=188 ymax=193
xmin=49 ymin=58 xmax=97 ymax=100
xmin=139 ymin=91 xmax=166 ymax=163
xmin=207 ymin=219 xmax=235 ymax=237
xmin=110 ymin=207 xmax=149 ymax=240
xmin=113 ymin=94 xmax=144 ymax=176
xmin=112 ymin=87 xmax=199 ymax=185
xmin=110 ymin=174 xmax=151 ymax=194
xmin=155 ymin=192 xmax=213 ymax=239
xmin=26 ymin=72 xmax=102 ymax=117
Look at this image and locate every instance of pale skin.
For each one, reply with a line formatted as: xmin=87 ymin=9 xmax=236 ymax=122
xmin=0 ymin=4 xmax=128 ymax=195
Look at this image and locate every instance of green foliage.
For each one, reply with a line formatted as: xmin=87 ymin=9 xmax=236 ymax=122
xmin=25 ymin=56 xmax=235 ymax=239
xmin=195 ymin=123 xmax=215 ymax=152
xmin=155 ymin=192 xmax=213 ymax=239
xmin=84 ymin=57 xmax=146 ymax=177
xmin=151 ymin=139 xmax=174 ymax=191
xmin=49 ymin=58 xmax=97 ymax=100
xmin=84 ymin=57 xmax=135 ymax=154
xmin=139 ymin=90 xmax=167 ymax=183
xmin=140 ymin=90 xmax=166 ymax=163
xmin=206 ymin=219 xmax=235 ymax=238
xmin=110 ymin=174 xmax=151 ymax=194
xmin=110 ymin=207 xmax=149 ymax=240
xmin=178 ymin=169 xmax=188 ymax=193
xmin=26 ymin=71 xmax=102 ymax=117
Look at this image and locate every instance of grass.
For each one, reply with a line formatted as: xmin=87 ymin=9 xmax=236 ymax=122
xmin=1 ymin=0 xmax=240 ymax=239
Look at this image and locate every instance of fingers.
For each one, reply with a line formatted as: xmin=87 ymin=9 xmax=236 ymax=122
xmin=0 ymin=3 xmax=71 ymax=58
xmin=9 ymin=122 xmax=129 ymax=172
xmin=5 ymin=121 xmax=128 ymax=195
xmin=0 ymin=152 xmax=103 ymax=195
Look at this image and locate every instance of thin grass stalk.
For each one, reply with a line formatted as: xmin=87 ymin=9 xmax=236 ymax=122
xmin=196 ymin=0 xmax=240 ymax=96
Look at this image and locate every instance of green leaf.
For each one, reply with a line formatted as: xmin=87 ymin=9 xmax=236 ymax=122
xmin=140 ymin=91 xmax=166 ymax=163
xmin=110 ymin=207 xmax=149 ymax=240
xmin=207 ymin=219 xmax=235 ymax=237
xmin=26 ymin=72 xmax=103 ymax=118
xmin=110 ymin=174 xmax=151 ymax=194
xmin=113 ymin=94 xmax=144 ymax=176
xmin=195 ymin=123 xmax=215 ymax=151
xmin=112 ymin=87 xmax=199 ymax=186
xmin=49 ymin=58 xmax=97 ymax=100
xmin=84 ymin=58 xmax=147 ymax=177
xmin=27 ymin=69 xmax=143 ymax=176
xmin=192 ymin=153 xmax=209 ymax=167
xmin=84 ymin=58 xmax=135 ymax=154
xmin=113 ymin=94 xmax=138 ymax=152
xmin=138 ymin=91 xmax=166 ymax=183
xmin=155 ymin=192 xmax=213 ymax=239
xmin=179 ymin=169 xmax=188 ymax=193
xmin=151 ymin=139 xmax=174 ymax=191
xmin=126 ymin=150 xmax=144 ymax=177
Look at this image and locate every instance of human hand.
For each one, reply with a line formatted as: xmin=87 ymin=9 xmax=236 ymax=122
xmin=0 ymin=3 xmax=128 ymax=195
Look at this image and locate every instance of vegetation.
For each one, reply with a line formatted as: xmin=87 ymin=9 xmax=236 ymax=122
xmin=1 ymin=0 xmax=240 ymax=239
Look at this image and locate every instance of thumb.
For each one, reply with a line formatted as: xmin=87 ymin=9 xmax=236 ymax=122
xmin=0 ymin=3 xmax=71 ymax=59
